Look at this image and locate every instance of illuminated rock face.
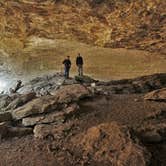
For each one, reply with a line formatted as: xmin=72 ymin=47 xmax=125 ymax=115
xmin=0 ymin=0 xmax=165 ymax=54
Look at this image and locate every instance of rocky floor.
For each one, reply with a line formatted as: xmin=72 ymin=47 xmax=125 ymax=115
xmin=0 ymin=73 xmax=166 ymax=166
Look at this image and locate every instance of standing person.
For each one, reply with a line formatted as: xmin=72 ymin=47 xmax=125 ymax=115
xmin=76 ymin=53 xmax=83 ymax=76
xmin=62 ymin=56 xmax=71 ymax=79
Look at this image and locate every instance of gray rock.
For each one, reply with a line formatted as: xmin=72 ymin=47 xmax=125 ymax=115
xmin=12 ymin=95 xmax=59 ymax=120
xmin=0 ymin=94 xmax=13 ymax=112
xmin=51 ymin=84 xmax=91 ymax=103
xmin=22 ymin=103 xmax=79 ymax=126
xmin=0 ymin=112 xmax=12 ymax=122
xmin=18 ymin=74 xmax=65 ymax=95
xmin=5 ymin=92 xmax=36 ymax=111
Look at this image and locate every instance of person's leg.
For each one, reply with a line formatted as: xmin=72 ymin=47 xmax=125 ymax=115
xmin=64 ymin=67 xmax=67 ymax=78
xmin=78 ymin=66 xmax=81 ymax=76
xmin=80 ymin=65 xmax=83 ymax=76
xmin=67 ymin=67 xmax=70 ymax=78
xmin=78 ymin=65 xmax=82 ymax=76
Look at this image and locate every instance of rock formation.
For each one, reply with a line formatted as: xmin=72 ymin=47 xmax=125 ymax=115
xmin=0 ymin=0 xmax=165 ymax=54
xmin=0 ymin=73 xmax=165 ymax=165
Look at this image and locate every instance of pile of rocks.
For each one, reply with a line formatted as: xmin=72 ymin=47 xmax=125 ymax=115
xmin=0 ymin=73 xmax=166 ymax=165
xmin=0 ymin=84 xmax=91 ymax=140
xmin=94 ymin=73 xmax=166 ymax=95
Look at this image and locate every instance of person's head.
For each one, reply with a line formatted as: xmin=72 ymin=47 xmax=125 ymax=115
xmin=78 ymin=53 xmax=81 ymax=57
xmin=67 ymin=56 xmax=70 ymax=59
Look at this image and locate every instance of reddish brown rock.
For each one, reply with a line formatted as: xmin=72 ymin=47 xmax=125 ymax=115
xmin=12 ymin=96 xmax=59 ymax=120
xmin=5 ymin=92 xmax=36 ymax=111
xmin=22 ymin=103 xmax=79 ymax=127
xmin=144 ymin=88 xmax=166 ymax=101
xmin=52 ymin=84 xmax=91 ymax=103
xmin=70 ymin=122 xmax=150 ymax=166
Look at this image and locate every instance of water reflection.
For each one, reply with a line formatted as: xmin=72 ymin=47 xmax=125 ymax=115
xmin=0 ymin=79 xmax=7 ymax=92
xmin=0 ymin=43 xmax=165 ymax=92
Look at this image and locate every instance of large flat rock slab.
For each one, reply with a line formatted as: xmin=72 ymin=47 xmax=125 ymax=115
xmin=12 ymin=84 xmax=90 ymax=120
xmin=22 ymin=103 xmax=79 ymax=126
xmin=18 ymin=74 xmax=66 ymax=95
xmin=144 ymin=88 xmax=166 ymax=101
xmin=51 ymin=84 xmax=91 ymax=103
xmin=12 ymin=96 xmax=59 ymax=120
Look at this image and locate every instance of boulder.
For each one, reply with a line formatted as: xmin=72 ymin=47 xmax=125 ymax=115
xmin=12 ymin=84 xmax=89 ymax=120
xmin=22 ymin=103 xmax=79 ymax=126
xmin=51 ymin=84 xmax=91 ymax=103
xmin=5 ymin=92 xmax=36 ymax=111
xmin=12 ymin=95 xmax=59 ymax=120
xmin=144 ymin=88 xmax=166 ymax=101
xmin=70 ymin=122 xmax=150 ymax=166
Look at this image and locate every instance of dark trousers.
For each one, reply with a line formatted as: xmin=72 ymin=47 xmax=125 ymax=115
xmin=64 ymin=67 xmax=70 ymax=78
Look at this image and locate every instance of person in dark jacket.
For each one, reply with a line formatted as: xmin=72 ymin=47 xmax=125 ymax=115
xmin=62 ymin=56 xmax=71 ymax=79
xmin=76 ymin=53 xmax=83 ymax=76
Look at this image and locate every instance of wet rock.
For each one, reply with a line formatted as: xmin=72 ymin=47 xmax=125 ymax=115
xmin=0 ymin=112 xmax=12 ymax=122
xmin=12 ymin=95 xmax=59 ymax=120
xmin=144 ymin=88 xmax=166 ymax=101
xmin=70 ymin=122 xmax=150 ymax=166
xmin=22 ymin=103 xmax=79 ymax=127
